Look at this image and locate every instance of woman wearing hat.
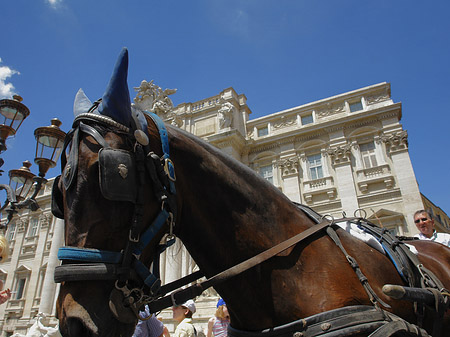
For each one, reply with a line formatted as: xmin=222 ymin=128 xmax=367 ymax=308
xmin=207 ymin=299 xmax=230 ymax=337
xmin=172 ymin=299 xmax=197 ymax=337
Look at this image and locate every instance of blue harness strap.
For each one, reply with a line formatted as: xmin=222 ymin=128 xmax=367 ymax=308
xmin=145 ymin=111 xmax=170 ymax=159
xmin=145 ymin=111 xmax=176 ymax=193
xmin=58 ymin=247 xmax=122 ymax=264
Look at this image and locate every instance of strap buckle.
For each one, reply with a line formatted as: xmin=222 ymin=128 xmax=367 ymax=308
xmin=164 ymin=158 xmax=176 ymax=182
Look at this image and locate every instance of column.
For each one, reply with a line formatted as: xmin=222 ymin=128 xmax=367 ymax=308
xmin=328 ymin=145 xmax=359 ymax=215
xmin=277 ymin=156 xmax=301 ymax=203
xmin=350 ymin=141 xmax=363 ymax=170
xmin=320 ymin=149 xmax=330 ymax=177
xmin=163 ymin=239 xmax=183 ymax=284
xmin=374 ymin=136 xmax=386 ymax=165
xmin=39 ymin=217 xmax=65 ymax=315
xmin=382 ymin=131 xmax=424 ymax=233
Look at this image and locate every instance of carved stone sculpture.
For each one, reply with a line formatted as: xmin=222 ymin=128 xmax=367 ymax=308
xmin=133 ymin=80 xmax=177 ymax=117
xmin=218 ymin=100 xmax=235 ymax=129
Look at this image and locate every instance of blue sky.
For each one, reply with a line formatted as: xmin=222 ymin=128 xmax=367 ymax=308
xmin=1 ymin=0 xmax=449 ymax=214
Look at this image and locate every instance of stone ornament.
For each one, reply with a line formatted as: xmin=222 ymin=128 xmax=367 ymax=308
xmin=273 ymin=115 xmax=296 ymax=130
xmin=133 ymin=80 xmax=183 ymax=128
xmin=133 ymin=79 xmax=177 ymax=117
xmin=39 ymin=214 xmax=51 ymax=228
xmin=218 ymin=99 xmax=235 ymax=129
xmin=316 ymin=102 xmax=345 ymax=118
xmin=277 ymin=157 xmax=300 ymax=177
xmin=327 ymin=144 xmax=352 ymax=166
xmin=381 ymin=131 xmax=408 ymax=154
xmin=365 ymin=90 xmax=390 ymax=105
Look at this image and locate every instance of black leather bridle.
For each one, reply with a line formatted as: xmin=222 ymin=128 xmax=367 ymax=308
xmin=52 ymin=108 xmax=177 ymax=323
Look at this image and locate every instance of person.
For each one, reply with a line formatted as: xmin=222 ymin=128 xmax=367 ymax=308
xmin=207 ymin=299 xmax=230 ymax=337
xmin=413 ymin=210 xmax=450 ymax=247
xmin=133 ymin=305 xmax=170 ymax=337
xmin=172 ymin=299 xmax=197 ymax=337
xmin=0 ymin=235 xmax=11 ymax=304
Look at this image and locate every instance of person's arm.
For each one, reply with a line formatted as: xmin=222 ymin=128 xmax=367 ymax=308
xmin=161 ymin=325 xmax=170 ymax=337
xmin=0 ymin=289 xmax=11 ymax=304
xmin=207 ymin=317 xmax=215 ymax=337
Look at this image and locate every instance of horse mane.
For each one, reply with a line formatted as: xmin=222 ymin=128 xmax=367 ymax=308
xmin=159 ymin=124 xmax=313 ymax=279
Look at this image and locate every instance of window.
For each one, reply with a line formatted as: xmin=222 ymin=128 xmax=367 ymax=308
xmin=307 ymin=154 xmax=323 ymax=180
xmin=360 ymin=142 xmax=378 ymax=168
xmin=301 ymin=114 xmax=313 ymax=125
xmin=259 ymin=164 xmax=273 ymax=183
xmin=15 ymin=277 xmax=26 ymax=299
xmin=28 ymin=218 xmax=39 ymax=237
xmin=257 ymin=126 xmax=268 ymax=137
xmin=349 ymin=100 xmax=363 ymax=112
xmin=7 ymin=222 xmax=16 ymax=241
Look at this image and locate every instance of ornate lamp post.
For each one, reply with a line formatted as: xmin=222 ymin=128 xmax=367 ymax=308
xmin=0 ymin=96 xmax=66 ymax=230
xmin=0 ymin=95 xmax=30 ymax=169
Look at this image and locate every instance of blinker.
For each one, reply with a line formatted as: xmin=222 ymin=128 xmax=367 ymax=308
xmin=99 ymin=148 xmax=137 ymax=202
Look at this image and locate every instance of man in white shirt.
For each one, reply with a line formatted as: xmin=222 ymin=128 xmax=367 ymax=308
xmin=413 ymin=210 xmax=450 ymax=247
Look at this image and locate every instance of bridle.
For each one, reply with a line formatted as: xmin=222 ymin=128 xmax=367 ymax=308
xmin=53 ymin=105 xmax=178 ymax=323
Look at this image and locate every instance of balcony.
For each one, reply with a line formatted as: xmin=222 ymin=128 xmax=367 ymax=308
xmin=5 ymin=298 xmax=25 ymax=316
xmin=355 ymin=164 xmax=395 ymax=193
xmin=302 ymin=176 xmax=337 ymax=204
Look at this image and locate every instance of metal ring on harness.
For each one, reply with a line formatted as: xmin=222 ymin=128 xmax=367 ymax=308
xmin=354 ymin=208 xmax=367 ymax=219
xmin=321 ymin=214 xmax=334 ymax=224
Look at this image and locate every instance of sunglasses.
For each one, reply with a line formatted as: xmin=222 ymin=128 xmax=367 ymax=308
xmin=414 ymin=217 xmax=429 ymax=224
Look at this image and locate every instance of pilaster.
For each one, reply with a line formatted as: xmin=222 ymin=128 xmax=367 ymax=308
xmin=382 ymin=131 xmax=423 ymax=232
xmin=328 ymin=145 xmax=359 ymax=214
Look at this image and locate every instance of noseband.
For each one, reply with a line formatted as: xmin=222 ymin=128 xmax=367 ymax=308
xmin=53 ymin=107 xmax=177 ymax=323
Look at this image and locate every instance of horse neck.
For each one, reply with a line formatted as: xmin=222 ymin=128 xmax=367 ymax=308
xmin=167 ymin=127 xmax=315 ymax=322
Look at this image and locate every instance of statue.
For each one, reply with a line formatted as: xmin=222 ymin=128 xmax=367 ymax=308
xmin=218 ymin=100 xmax=234 ymax=129
xmin=133 ymin=80 xmax=177 ymax=117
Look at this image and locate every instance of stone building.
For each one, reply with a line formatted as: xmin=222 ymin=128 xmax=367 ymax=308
xmin=0 ymin=82 xmax=448 ymax=336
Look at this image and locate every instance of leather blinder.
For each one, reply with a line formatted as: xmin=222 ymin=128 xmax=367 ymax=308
xmin=51 ymin=175 xmax=65 ymax=219
xmin=99 ymin=148 xmax=137 ymax=203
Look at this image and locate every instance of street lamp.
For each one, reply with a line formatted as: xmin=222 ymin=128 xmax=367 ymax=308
xmin=0 ymin=95 xmax=30 ymax=155
xmin=0 ymin=96 xmax=66 ymax=230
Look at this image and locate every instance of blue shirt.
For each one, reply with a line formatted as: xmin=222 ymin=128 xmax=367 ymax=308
xmin=133 ymin=306 xmax=164 ymax=337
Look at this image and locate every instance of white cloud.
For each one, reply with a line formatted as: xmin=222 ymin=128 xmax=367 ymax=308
xmin=0 ymin=58 xmax=20 ymax=99
xmin=46 ymin=0 xmax=62 ymax=8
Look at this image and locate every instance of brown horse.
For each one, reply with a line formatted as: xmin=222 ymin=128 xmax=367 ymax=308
xmin=53 ymin=48 xmax=450 ymax=337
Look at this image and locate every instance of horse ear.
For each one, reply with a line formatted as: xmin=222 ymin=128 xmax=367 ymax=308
xmin=73 ymin=88 xmax=92 ymax=117
xmin=98 ymin=47 xmax=132 ymax=127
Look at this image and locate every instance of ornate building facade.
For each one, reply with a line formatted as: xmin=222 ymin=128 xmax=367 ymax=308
xmin=0 ymin=82 xmax=448 ymax=335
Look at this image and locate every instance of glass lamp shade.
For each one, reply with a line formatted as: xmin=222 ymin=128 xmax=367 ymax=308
xmin=8 ymin=160 xmax=36 ymax=201
xmin=34 ymin=118 xmax=66 ymax=177
xmin=0 ymin=96 xmax=30 ymax=152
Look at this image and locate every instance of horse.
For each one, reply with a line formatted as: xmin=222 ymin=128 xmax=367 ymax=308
xmin=52 ymin=48 xmax=450 ymax=337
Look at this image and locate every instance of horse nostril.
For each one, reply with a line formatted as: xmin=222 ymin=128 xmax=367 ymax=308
xmin=67 ymin=317 xmax=93 ymax=337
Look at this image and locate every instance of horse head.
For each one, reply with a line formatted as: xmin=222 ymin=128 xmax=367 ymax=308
xmin=53 ymin=48 xmax=176 ymax=337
